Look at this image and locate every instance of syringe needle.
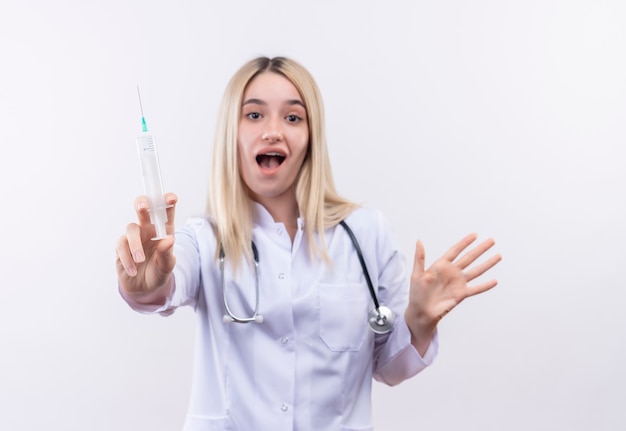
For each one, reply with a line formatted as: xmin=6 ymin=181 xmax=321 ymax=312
xmin=137 ymin=85 xmax=148 ymax=133
xmin=137 ymin=85 xmax=145 ymax=117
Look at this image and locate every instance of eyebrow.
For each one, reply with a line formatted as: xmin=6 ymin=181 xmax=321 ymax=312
xmin=242 ymin=98 xmax=305 ymax=108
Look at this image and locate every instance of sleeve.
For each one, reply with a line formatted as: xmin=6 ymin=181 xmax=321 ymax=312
xmin=118 ymin=217 xmax=207 ymax=316
xmin=373 ymin=317 xmax=439 ymax=386
xmin=364 ymin=210 xmax=439 ymax=386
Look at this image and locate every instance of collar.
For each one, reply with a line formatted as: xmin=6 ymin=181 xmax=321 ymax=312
xmin=253 ymin=202 xmax=305 ymax=230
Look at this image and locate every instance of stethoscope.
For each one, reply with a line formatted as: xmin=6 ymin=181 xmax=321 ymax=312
xmin=219 ymin=220 xmax=395 ymax=334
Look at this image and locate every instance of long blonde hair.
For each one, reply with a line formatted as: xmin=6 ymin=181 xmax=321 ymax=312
xmin=208 ymin=56 xmax=358 ymax=267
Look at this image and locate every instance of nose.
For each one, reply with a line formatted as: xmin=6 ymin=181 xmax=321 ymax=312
xmin=262 ymin=130 xmax=283 ymax=142
xmin=262 ymin=116 xmax=283 ymax=142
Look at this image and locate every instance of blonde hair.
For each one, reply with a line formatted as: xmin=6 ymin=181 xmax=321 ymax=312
xmin=208 ymin=56 xmax=358 ymax=267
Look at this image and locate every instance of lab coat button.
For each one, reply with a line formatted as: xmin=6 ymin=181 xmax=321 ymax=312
xmin=280 ymin=336 xmax=288 ymax=344
xmin=281 ymin=404 xmax=288 ymax=412
xmin=278 ymin=273 xmax=285 ymax=280
xmin=277 ymin=228 xmax=283 ymax=235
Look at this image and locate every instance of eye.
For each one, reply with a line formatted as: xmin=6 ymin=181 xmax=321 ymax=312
xmin=286 ymin=114 xmax=301 ymax=123
xmin=246 ymin=112 xmax=261 ymax=120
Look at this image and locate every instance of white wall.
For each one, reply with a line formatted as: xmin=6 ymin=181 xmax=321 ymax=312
xmin=1 ymin=1 xmax=624 ymax=429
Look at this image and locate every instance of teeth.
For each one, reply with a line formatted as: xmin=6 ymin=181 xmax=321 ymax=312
xmin=263 ymin=152 xmax=284 ymax=157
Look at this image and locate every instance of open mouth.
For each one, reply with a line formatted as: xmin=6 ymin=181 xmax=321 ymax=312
xmin=256 ymin=152 xmax=286 ymax=169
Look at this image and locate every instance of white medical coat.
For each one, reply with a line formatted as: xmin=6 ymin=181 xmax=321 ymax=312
xmin=122 ymin=204 xmax=437 ymax=431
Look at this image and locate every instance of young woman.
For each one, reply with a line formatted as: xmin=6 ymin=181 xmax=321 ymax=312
xmin=115 ymin=56 xmax=501 ymax=431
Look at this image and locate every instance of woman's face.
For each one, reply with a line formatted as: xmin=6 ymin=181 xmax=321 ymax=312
xmin=237 ymin=71 xmax=309 ymax=208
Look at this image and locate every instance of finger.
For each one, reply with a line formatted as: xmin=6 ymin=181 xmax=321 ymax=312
xmin=464 ymin=253 xmax=502 ymax=282
xmin=115 ymin=234 xmax=137 ymax=277
xmin=442 ymin=233 xmax=478 ymax=262
xmin=125 ymin=223 xmax=146 ymax=263
xmin=134 ymin=195 xmax=152 ymax=226
xmin=412 ymin=240 xmax=426 ymax=279
xmin=164 ymin=192 xmax=178 ymax=235
xmin=154 ymin=234 xmax=177 ymax=276
xmin=466 ymin=278 xmax=499 ymax=298
xmin=456 ymin=237 xmax=496 ymax=270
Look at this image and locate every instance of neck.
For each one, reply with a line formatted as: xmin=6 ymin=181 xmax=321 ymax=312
xmin=256 ymin=193 xmax=299 ymax=241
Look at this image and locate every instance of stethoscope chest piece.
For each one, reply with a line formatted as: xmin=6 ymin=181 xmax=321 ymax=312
xmin=368 ymin=305 xmax=395 ymax=334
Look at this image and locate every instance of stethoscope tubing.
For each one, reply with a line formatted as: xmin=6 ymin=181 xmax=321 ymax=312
xmin=219 ymin=220 xmax=395 ymax=333
xmin=220 ymin=242 xmax=263 ymax=323
xmin=338 ymin=220 xmax=380 ymax=310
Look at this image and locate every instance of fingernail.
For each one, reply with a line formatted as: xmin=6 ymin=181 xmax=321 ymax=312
xmin=137 ymin=202 xmax=147 ymax=211
xmin=127 ymin=266 xmax=137 ymax=277
xmin=133 ymin=250 xmax=145 ymax=262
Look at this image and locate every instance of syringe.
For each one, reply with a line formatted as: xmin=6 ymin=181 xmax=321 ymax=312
xmin=136 ymin=86 xmax=169 ymax=240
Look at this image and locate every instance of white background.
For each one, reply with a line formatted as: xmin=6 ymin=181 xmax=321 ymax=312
xmin=1 ymin=1 xmax=625 ymax=430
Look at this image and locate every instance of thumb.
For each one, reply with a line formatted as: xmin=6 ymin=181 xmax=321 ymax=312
xmin=154 ymin=235 xmax=177 ymax=277
xmin=164 ymin=192 xmax=178 ymax=236
xmin=412 ymin=240 xmax=425 ymax=279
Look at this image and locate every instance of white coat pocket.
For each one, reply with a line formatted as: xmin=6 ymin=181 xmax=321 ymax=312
xmin=318 ymin=283 xmax=369 ymax=352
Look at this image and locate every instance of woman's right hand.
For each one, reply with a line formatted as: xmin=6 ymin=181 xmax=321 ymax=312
xmin=115 ymin=193 xmax=178 ymax=296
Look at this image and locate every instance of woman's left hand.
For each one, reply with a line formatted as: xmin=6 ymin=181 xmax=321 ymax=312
xmin=404 ymin=233 xmax=502 ymax=355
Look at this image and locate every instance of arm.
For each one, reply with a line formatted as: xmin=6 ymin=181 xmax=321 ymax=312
xmin=363 ymin=210 xmax=437 ymax=385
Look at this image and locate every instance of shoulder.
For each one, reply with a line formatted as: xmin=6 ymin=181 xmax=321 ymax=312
xmin=176 ymin=216 xmax=217 ymax=242
xmin=343 ymin=206 xmax=388 ymax=231
xmin=173 ymin=216 xmax=219 ymax=260
xmin=339 ymin=206 xmax=403 ymax=266
xmin=341 ymin=206 xmax=397 ymax=245
xmin=180 ymin=216 xmax=213 ymax=231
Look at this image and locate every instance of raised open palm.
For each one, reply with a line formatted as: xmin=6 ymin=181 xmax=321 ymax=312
xmin=405 ymin=233 xmax=502 ymax=355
